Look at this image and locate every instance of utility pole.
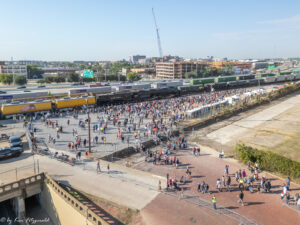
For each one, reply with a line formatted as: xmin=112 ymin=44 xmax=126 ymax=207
xmin=11 ymin=57 xmax=15 ymax=86
xmin=86 ymin=98 xmax=91 ymax=153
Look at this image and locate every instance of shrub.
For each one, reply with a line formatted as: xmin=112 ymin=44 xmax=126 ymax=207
xmin=235 ymin=143 xmax=300 ymax=179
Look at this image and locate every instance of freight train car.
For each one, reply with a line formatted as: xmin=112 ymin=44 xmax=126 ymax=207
xmin=54 ymin=96 xmax=96 ymax=110
xmin=0 ymin=100 xmax=52 ymax=119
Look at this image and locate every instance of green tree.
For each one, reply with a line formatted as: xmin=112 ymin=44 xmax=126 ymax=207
xmin=82 ymin=77 xmax=95 ymax=82
xmin=184 ymin=70 xmax=198 ymax=79
xmin=223 ymin=62 xmax=234 ymax=75
xmin=44 ymin=76 xmax=65 ymax=83
xmin=27 ymin=65 xmax=44 ymax=79
xmin=67 ymin=72 xmax=80 ymax=82
xmin=0 ymin=74 xmax=13 ymax=85
xmin=126 ymin=72 xmax=141 ymax=81
xmin=15 ymin=75 xmax=27 ymax=85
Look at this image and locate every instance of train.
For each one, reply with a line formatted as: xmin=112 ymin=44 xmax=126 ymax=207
xmin=0 ymin=72 xmax=300 ymax=119
xmin=0 ymin=96 xmax=95 ymax=119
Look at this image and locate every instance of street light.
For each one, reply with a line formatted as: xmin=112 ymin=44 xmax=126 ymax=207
xmin=86 ymin=97 xmax=91 ymax=153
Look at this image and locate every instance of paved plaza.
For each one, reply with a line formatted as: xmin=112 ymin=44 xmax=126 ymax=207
xmin=13 ymin=110 xmax=164 ymax=157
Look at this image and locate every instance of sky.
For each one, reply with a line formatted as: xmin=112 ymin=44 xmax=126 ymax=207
xmin=0 ymin=0 xmax=300 ymax=61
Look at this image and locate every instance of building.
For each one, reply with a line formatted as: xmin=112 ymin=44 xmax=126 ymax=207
xmin=155 ymin=61 xmax=209 ymax=79
xmin=132 ymin=55 xmax=146 ymax=64
xmin=252 ymin=62 xmax=269 ymax=69
xmin=18 ymin=60 xmax=46 ymax=66
xmin=0 ymin=61 xmax=27 ymax=76
xmin=42 ymin=67 xmax=78 ymax=77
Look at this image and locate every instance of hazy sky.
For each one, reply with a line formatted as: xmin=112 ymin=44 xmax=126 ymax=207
xmin=1 ymin=0 xmax=299 ymax=61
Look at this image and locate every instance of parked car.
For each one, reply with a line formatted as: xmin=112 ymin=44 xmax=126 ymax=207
xmin=23 ymin=90 xmax=31 ymax=92
xmin=17 ymin=86 xmax=26 ymax=89
xmin=9 ymin=136 xmax=23 ymax=148
xmin=0 ymin=147 xmax=23 ymax=159
xmin=0 ymin=91 xmax=7 ymax=94
xmin=37 ymin=85 xmax=46 ymax=88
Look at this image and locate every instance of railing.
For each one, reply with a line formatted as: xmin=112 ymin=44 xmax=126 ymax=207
xmin=0 ymin=173 xmax=44 ymax=196
xmin=25 ymin=128 xmax=33 ymax=152
xmin=45 ymin=174 xmax=109 ymax=225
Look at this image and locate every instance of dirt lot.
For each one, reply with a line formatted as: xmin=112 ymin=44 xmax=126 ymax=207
xmin=239 ymin=103 xmax=300 ymax=162
xmin=192 ymin=91 xmax=300 ymax=162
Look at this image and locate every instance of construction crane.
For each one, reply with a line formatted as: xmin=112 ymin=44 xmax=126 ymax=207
xmin=152 ymin=8 xmax=163 ymax=58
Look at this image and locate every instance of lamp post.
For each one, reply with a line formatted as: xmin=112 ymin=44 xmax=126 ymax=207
xmin=86 ymin=98 xmax=91 ymax=153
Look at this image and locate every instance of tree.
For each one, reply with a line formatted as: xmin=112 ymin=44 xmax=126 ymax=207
xmin=0 ymin=74 xmax=13 ymax=85
xmin=223 ymin=62 xmax=234 ymax=75
xmin=184 ymin=70 xmax=197 ymax=79
xmin=67 ymin=72 xmax=80 ymax=82
xmin=27 ymin=65 xmax=44 ymax=79
xmin=44 ymin=76 xmax=65 ymax=83
xmin=126 ymin=72 xmax=141 ymax=81
xmin=82 ymin=77 xmax=95 ymax=82
xmin=15 ymin=75 xmax=27 ymax=85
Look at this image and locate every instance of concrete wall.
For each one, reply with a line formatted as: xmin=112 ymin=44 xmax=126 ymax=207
xmin=40 ymin=185 xmax=61 ymax=225
xmin=41 ymin=184 xmax=94 ymax=225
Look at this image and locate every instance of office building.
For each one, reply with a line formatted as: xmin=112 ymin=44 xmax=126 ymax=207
xmin=155 ymin=61 xmax=209 ymax=79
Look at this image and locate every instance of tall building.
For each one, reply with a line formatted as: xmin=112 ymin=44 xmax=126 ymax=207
xmin=155 ymin=61 xmax=209 ymax=79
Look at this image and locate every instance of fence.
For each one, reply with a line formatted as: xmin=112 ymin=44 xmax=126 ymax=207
xmin=0 ymin=161 xmax=40 ymax=185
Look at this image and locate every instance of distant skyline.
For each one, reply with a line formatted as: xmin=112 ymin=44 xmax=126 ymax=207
xmin=0 ymin=0 xmax=300 ymax=61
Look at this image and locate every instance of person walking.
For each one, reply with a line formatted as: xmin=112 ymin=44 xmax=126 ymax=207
xmin=297 ymin=197 xmax=300 ymax=212
xmin=212 ymin=195 xmax=217 ymax=210
xmin=97 ymin=160 xmax=101 ymax=173
xmin=217 ymin=179 xmax=222 ymax=192
xmin=286 ymin=177 xmax=290 ymax=191
xmin=107 ymin=164 xmax=110 ymax=174
xmin=237 ymin=191 xmax=245 ymax=206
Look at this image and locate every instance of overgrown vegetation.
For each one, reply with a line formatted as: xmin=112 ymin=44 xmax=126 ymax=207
xmin=235 ymin=143 xmax=300 ymax=179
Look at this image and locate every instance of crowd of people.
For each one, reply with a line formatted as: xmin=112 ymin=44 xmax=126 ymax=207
xmin=21 ymin=86 xmax=300 ymax=213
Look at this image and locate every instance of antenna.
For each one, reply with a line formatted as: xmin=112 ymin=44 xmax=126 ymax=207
xmin=152 ymin=8 xmax=163 ymax=58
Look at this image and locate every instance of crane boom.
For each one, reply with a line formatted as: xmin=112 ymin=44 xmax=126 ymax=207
xmin=152 ymin=8 xmax=163 ymax=58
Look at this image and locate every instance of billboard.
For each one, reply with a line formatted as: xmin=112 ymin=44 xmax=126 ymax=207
xmin=83 ymin=70 xmax=94 ymax=78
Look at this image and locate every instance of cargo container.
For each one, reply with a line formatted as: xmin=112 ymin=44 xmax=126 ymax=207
xmin=215 ymin=76 xmax=237 ymax=83
xmin=69 ymin=87 xmax=111 ymax=96
xmin=0 ymin=92 xmax=49 ymax=102
xmin=278 ymin=72 xmax=292 ymax=76
xmin=151 ymin=81 xmax=183 ymax=89
xmin=276 ymin=75 xmax=286 ymax=82
xmin=257 ymin=73 xmax=275 ymax=78
xmin=285 ymin=75 xmax=294 ymax=81
xmin=1 ymin=100 xmax=52 ymax=116
xmin=265 ymin=76 xmax=276 ymax=83
xmin=238 ymin=74 xmax=255 ymax=80
xmin=190 ymin=78 xmax=214 ymax=86
xmin=116 ymin=83 xmax=151 ymax=91
xmin=54 ymin=96 xmax=95 ymax=109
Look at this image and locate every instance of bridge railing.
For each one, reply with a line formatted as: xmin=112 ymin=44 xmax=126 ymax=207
xmin=0 ymin=173 xmax=44 ymax=197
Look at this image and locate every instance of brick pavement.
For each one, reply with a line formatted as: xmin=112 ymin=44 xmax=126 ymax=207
xmin=133 ymin=145 xmax=300 ymax=225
